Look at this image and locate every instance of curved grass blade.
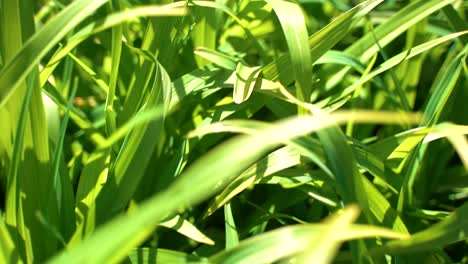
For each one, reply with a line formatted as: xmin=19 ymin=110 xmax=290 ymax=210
xmin=0 ymin=0 xmax=109 ymax=108
xmin=192 ymin=4 xmax=218 ymax=67
xmin=104 ymin=0 xmax=123 ymax=139
xmin=233 ymin=62 xmax=262 ymax=104
xmin=128 ymin=248 xmax=208 ymax=264
xmin=398 ymin=45 xmax=468 ymax=211
xmin=224 ymin=203 xmax=239 ymax=249
xmin=209 ymin=206 xmax=406 ymax=264
xmin=351 ymin=142 xmax=402 ymax=193
xmin=160 ymin=215 xmax=214 ymax=245
xmin=188 ymin=1 xmax=268 ymax=61
xmin=262 ymin=0 xmax=383 ymax=86
xmin=5 ymin=70 xmax=36 ymax=263
xmin=194 ymin=47 xmax=238 ymax=70
xmin=322 ymin=31 xmax=468 ymax=106
xmin=204 ymin=146 xmax=305 ymax=217
xmin=70 ymin=150 xmax=111 ymax=245
xmin=48 ymin=111 xmax=416 ymax=264
xmin=39 ymin=5 xmax=186 ymax=89
xmin=266 ymin=0 xmax=312 ymax=102
xmin=94 ymin=59 xmax=172 ymax=223
xmin=374 ymin=201 xmax=468 ymax=255
xmin=346 ymin=0 xmax=457 ymax=62
xmin=0 ymin=219 xmax=23 ymax=264
xmin=326 ymin=0 xmax=458 ymax=90
xmin=316 ymin=51 xmax=366 ymax=72
xmin=191 ymin=111 xmax=420 ymax=222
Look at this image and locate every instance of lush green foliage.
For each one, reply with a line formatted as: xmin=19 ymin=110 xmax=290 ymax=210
xmin=0 ymin=0 xmax=467 ymax=263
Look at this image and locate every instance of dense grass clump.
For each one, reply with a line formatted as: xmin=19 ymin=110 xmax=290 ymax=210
xmin=0 ymin=0 xmax=467 ymax=263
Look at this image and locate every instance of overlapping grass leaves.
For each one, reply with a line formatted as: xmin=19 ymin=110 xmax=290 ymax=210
xmin=1 ymin=0 xmax=468 ymax=263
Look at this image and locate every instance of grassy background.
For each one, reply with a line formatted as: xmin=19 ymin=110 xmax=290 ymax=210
xmin=0 ymin=0 xmax=467 ymax=263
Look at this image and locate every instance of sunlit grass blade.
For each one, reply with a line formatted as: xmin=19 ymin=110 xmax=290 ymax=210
xmin=346 ymin=0 xmax=457 ymax=62
xmin=374 ymin=201 xmax=468 ymax=255
xmin=441 ymin=5 xmax=468 ymax=45
xmin=0 ymin=219 xmax=22 ymax=263
xmin=5 ymin=71 xmax=36 ymax=262
xmin=326 ymin=0 xmax=458 ymax=90
xmin=2 ymin=0 xmax=467 ymax=262
xmin=398 ymin=45 xmax=468 ymax=211
xmin=95 ymin=60 xmax=172 ymax=223
xmin=209 ymin=206 xmax=407 ymax=264
xmin=46 ymin=77 xmax=78 ymax=242
xmin=194 ymin=47 xmax=237 ymax=70
xmin=104 ymin=0 xmax=123 ymax=139
xmin=262 ymin=0 xmax=383 ymax=89
xmin=0 ymin=0 xmax=108 ymax=108
xmin=224 ymin=202 xmax=239 ymax=249
xmin=1 ymin=1 xmax=59 ymax=261
xmin=322 ymin=31 xmax=468 ymax=106
xmin=128 ymin=248 xmax=208 ymax=264
xmin=70 ymin=150 xmax=110 ymax=244
xmin=48 ymin=111 xmax=417 ymax=264
xmin=192 ymin=5 xmax=219 ymax=67
xmin=204 ymin=146 xmax=304 ymax=217
xmin=160 ymin=215 xmax=214 ymax=245
xmin=39 ymin=5 xmax=186 ymax=89
xmin=266 ymin=0 xmax=312 ymax=102
xmin=233 ymin=62 xmax=261 ymax=104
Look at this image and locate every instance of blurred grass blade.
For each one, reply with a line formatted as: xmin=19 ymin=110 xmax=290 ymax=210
xmin=346 ymin=0 xmax=457 ymax=62
xmin=295 ymin=205 xmax=361 ymax=263
xmin=48 ymin=111 xmax=417 ymax=264
xmin=266 ymin=0 xmax=312 ymax=102
xmin=209 ymin=206 xmax=406 ymax=264
xmin=192 ymin=5 xmax=219 ymax=67
xmin=327 ymin=31 xmax=468 ymax=105
xmin=398 ymin=45 xmax=468 ymax=211
xmin=224 ymin=203 xmax=239 ymax=249
xmin=104 ymin=0 xmax=123 ymax=138
xmin=205 ymin=146 xmax=305 ymax=217
xmin=233 ymin=62 xmax=261 ymax=104
xmin=71 ymin=150 xmax=110 ymax=244
xmin=262 ymin=0 xmax=382 ymax=86
xmin=424 ymin=123 xmax=468 ymax=170
xmin=375 ymin=201 xmax=468 ymax=255
xmin=39 ymin=5 xmax=186 ymax=88
xmin=0 ymin=0 xmax=108 ymax=108
xmin=160 ymin=215 xmax=214 ymax=245
xmin=128 ymin=248 xmax=207 ymax=264
xmin=0 ymin=219 xmax=22 ymax=263
xmin=326 ymin=0 xmax=458 ymax=90
xmin=2 ymin=0 xmax=467 ymax=262
xmin=5 ymin=71 xmax=35 ymax=262
xmin=441 ymin=5 xmax=468 ymax=45
xmin=95 ymin=60 xmax=172 ymax=223
xmin=194 ymin=47 xmax=237 ymax=70
xmin=98 ymin=106 xmax=166 ymax=150
xmin=189 ymin=111 xmax=421 ymax=138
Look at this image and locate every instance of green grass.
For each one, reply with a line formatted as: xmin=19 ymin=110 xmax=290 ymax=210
xmin=0 ymin=0 xmax=467 ymax=263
